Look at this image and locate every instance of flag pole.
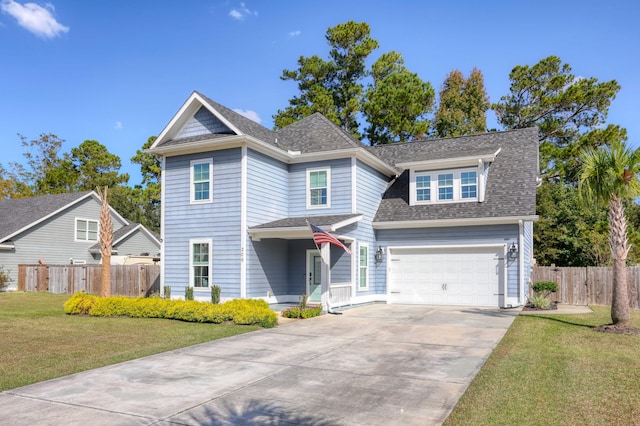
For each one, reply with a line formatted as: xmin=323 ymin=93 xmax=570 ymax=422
xmin=306 ymin=220 xmax=338 ymax=314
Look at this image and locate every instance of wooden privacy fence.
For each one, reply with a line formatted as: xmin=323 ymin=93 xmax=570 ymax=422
xmin=531 ymin=265 xmax=640 ymax=309
xmin=18 ymin=264 xmax=160 ymax=297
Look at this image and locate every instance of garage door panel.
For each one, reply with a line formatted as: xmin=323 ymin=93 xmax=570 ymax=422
xmin=389 ymin=247 xmax=502 ymax=307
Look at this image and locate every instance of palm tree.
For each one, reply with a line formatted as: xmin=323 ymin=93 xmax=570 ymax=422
xmin=579 ymin=140 xmax=640 ymax=326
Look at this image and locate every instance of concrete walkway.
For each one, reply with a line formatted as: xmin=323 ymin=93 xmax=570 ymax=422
xmin=0 ymin=304 xmax=518 ymax=425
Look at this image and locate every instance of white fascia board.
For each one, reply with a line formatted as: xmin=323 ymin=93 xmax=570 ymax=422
xmin=290 ymin=148 xmax=397 ymax=177
xmin=373 ymin=215 xmax=539 ymax=229
xmin=147 ymin=134 xmax=244 ymax=156
xmin=330 ymin=214 xmax=363 ymax=231
xmin=248 ymin=227 xmax=312 ymax=241
xmin=0 ymin=243 xmax=15 ymax=250
xmin=396 ymin=148 xmax=501 ymax=170
xmin=388 ymin=243 xmax=506 ymax=251
xmin=151 ymin=92 xmax=204 ymax=149
xmin=194 ymin=92 xmax=243 ymax=135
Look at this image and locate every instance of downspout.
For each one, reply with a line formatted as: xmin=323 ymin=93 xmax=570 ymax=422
xmin=160 ymin=155 xmax=166 ymax=298
xmin=240 ymin=145 xmax=247 ymax=299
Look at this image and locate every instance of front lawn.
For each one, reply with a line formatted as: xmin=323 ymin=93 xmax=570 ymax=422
xmin=445 ymin=305 xmax=640 ymax=425
xmin=0 ymin=292 xmax=261 ymax=391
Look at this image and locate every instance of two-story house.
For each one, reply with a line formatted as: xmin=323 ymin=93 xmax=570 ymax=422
xmin=149 ymin=91 xmax=538 ymax=309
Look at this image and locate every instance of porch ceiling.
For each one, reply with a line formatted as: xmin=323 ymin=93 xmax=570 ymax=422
xmin=248 ymin=214 xmax=362 ymax=241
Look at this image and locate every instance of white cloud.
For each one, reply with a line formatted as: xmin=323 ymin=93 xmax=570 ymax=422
xmin=228 ymin=2 xmax=257 ymax=21
xmin=0 ymin=0 xmax=69 ymax=39
xmin=233 ymin=108 xmax=261 ymax=124
xmin=288 ymin=30 xmax=301 ymax=37
xmin=115 ymin=121 xmax=123 ymax=130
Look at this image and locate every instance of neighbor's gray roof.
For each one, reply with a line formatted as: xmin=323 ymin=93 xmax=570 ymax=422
xmin=0 ymin=191 xmax=94 ymax=242
xmin=372 ymin=128 xmax=539 ymax=222
xmin=250 ymin=214 xmax=362 ymax=229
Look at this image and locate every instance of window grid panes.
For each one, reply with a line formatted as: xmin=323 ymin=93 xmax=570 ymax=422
xmin=192 ymin=243 xmax=209 ymax=288
xmin=76 ymin=219 xmax=98 ymax=241
xmin=461 ymin=171 xmax=477 ymax=199
xmin=309 ymin=170 xmax=328 ymax=206
xmin=416 ymin=175 xmax=431 ymax=201
xmin=359 ymin=245 xmax=368 ymax=289
xmin=193 ymin=162 xmax=210 ymax=201
xmin=438 ymin=173 xmax=454 ymax=200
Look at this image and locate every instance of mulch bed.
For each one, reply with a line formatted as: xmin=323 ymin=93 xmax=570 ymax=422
xmin=522 ymin=302 xmax=558 ymax=311
xmin=595 ymin=324 xmax=640 ymax=335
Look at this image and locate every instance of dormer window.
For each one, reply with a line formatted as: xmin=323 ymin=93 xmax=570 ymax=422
xmin=410 ymin=168 xmax=480 ymax=205
xmin=402 ymin=149 xmax=499 ymax=206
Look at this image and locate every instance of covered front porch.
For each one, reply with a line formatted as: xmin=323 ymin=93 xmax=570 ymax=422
xmin=247 ymin=214 xmax=361 ymax=310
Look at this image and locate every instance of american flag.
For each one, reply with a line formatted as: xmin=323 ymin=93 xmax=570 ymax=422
xmin=309 ymin=223 xmax=352 ymax=255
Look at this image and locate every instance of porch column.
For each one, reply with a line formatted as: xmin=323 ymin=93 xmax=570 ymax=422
xmin=320 ymin=242 xmax=331 ymax=311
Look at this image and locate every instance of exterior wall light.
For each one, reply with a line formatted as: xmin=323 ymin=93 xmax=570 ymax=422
xmin=508 ymin=242 xmax=519 ymax=259
xmin=375 ymin=246 xmax=384 ymax=264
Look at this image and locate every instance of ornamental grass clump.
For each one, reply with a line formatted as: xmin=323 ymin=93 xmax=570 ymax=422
xmin=63 ymin=292 xmax=277 ymax=328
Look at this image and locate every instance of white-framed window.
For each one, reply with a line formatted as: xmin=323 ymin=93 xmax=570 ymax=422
xmin=190 ymin=159 xmax=213 ymax=204
xmin=306 ymin=167 xmax=331 ymax=209
xmin=75 ymin=218 xmax=99 ymax=242
xmin=410 ymin=168 xmax=479 ymax=205
xmin=358 ymin=243 xmax=369 ymax=290
xmin=189 ymin=239 xmax=212 ymax=289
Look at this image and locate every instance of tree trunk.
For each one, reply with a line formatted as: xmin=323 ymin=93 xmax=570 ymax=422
xmin=98 ymin=187 xmax=113 ymax=298
xmin=609 ymin=197 xmax=631 ymax=325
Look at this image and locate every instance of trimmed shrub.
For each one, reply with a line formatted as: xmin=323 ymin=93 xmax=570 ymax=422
xmin=185 ymin=287 xmax=194 ymax=300
xmin=211 ymin=285 xmax=221 ymax=304
xmin=64 ymin=292 xmax=277 ymax=328
xmin=163 ymin=286 xmax=171 ymax=299
xmin=532 ymin=281 xmax=558 ymax=298
xmin=0 ymin=266 xmax=10 ymax=292
xmin=282 ymin=304 xmax=322 ymax=319
xmin=63 ymin=292 xmax=99 ymax=315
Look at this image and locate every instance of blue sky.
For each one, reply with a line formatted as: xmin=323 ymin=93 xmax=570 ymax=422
xmin=1 ymin=0 xmax=639 ymax=186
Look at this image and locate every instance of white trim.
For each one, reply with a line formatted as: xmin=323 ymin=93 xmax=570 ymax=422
xmin=240 ymin=145 xmax=247 ymax=298
xmin=387 ymin=243 xmax=507 ymax=307
xmin=351 ymin=157 xmax=357 ymax=214
xmin=306 ymin=167 xmax=331 ymax=210
xmin=358 ymin=242 xmax=369 ymax=291
xmin=306 ymin=249 xmax=321 ymax=303
xmin=189 ymin=238 xmax=212 ymax=290
xmin=351 ymin=240 xmax=357 ymax=298
xmin=0 ymin=243 xmax=15 ymax=250
xmin=160 ymin=156 xmax=166 ymax=295
xmin=519 ymin=220 xmax=525 ymax=306
xmin=478 ymin=159 xmax=486 ymax=203
xmin=248 ymin=215 xmax=362 ymax=241
xmin=397 ymin=148 xmax=501 ymax=169
xmin=74 ymin=217 xmax=99 ymax=242
xmin=373 ymin=215 xmax=539 ymax=229
xmin=190 ymin=158 xmax=213 ymax=204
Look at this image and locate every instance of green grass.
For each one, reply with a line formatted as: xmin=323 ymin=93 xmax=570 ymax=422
xmin=0 ymin=292 xmax=261 ymax=391
xmin=445 ymin=306 xmax=640 ymax=426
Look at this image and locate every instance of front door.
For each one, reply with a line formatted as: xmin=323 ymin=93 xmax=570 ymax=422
xmin=307 ymin=250 xmax=322 ymax=303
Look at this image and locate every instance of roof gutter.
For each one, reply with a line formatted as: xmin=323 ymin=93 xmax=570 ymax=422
xmin=373 ymin=215 xmax=539 ymax=229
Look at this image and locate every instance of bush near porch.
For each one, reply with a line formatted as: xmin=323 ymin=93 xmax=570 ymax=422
xmin=64 ymin=292 xmax=278 ymax=328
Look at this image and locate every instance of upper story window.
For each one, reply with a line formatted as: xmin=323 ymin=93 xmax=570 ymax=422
xmin=190 ymin=159 xmax=213 ymax=204
xmin=76 ymin=218 xmax=98 ymax=242
xmin=410 ymin=168 xmax=478 ymax=204
xmin=307 ymin=167 xmax=331 ymax=209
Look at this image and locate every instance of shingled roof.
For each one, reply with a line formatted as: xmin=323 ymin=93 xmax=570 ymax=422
xmin=371 ymin=128 xmax=539 ymax=222
xmin=0 ymin=191 xmax=94 ymax=243
xmin=276 ymin=113 xmax=363 ymax=153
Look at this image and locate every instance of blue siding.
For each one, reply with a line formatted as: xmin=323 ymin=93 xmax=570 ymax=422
xmin=176 ymin=107 xmax=232 ymax=139
xmin=163 ymin=148 xmax=242 ymax=299
xmin=288 ymin=159 xmax=352 ymax=216
xmin=375 ymin=224 xmax=520 ymax=298
xmin=247 ymin=239 xmax=288 ymax=298
xmin=287 ymin=240 xmax=316 ymax=296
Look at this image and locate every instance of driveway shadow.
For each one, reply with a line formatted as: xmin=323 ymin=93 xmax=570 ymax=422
xmin=173 ymin=399 xmax=341 ymax=426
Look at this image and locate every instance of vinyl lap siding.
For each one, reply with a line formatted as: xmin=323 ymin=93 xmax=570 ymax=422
xmin=115 ymin=231 xmax=160 ymax=257
xmin=246 ymin=149 xmax=289 ymax=298
xmin=163 ymin=149 xmax=241 ymax=298
xmin=288 ymin=159 xmax=352 ymax=216
xmin=175 ymin=107 xmax=232 ymax=139
xmin=523 ymin=220 xmax=534 ymax=295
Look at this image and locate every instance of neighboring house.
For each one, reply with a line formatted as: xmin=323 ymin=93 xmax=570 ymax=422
xmin=149 ymin=91 xmax=538 ymax=308
xmin=0 ymin=191 xmax=161 ymax=291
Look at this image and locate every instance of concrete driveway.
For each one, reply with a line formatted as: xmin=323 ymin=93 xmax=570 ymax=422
xmin=0 ymin=304 xmax=518 ymax=425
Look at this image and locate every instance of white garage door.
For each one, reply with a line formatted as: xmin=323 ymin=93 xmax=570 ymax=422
xmin=388 ymin=246 xmax=503 ymax=306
